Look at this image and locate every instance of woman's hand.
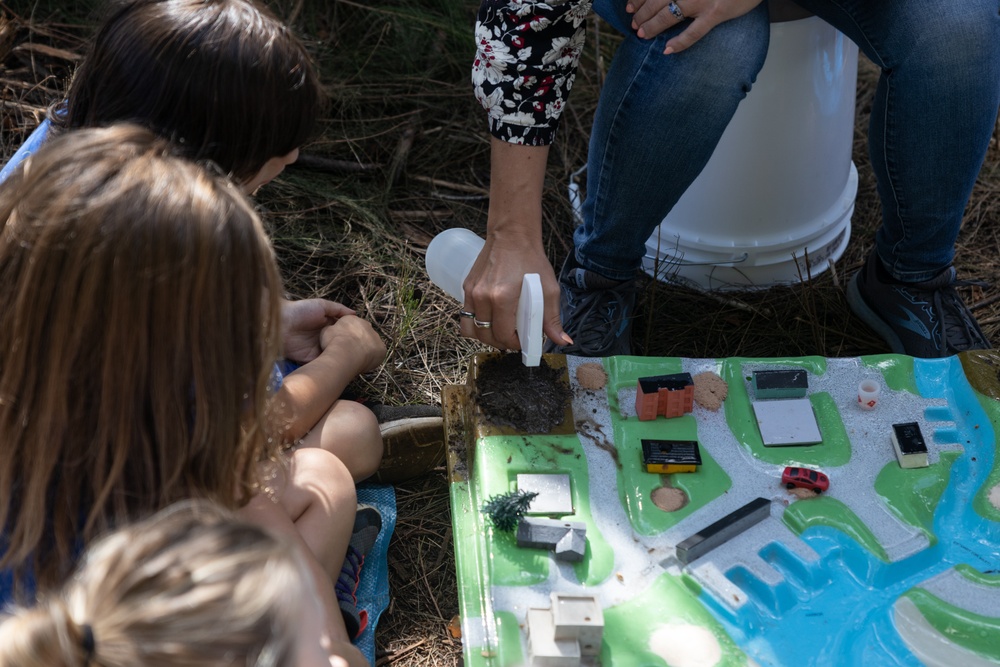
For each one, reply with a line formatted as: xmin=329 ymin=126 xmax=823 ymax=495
xmin=461 ymin=234 xmax=565 ymax=351
xmin=627 ymin=0 xmax=764 ymax=54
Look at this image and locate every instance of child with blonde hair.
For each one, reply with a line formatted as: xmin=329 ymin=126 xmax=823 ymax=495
xmin=0 ymin=500 xmax=346 ymax=667
xmin=0 ymin=126 xmax=365 ymax=666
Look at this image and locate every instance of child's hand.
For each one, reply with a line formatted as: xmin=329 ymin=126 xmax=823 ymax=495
xmin=320 ymin=315 xmax=386 ymax=374
xmin=282 ymin=298 xmax=355 ymax=363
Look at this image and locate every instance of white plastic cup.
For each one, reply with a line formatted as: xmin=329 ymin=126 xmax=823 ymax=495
xmin=425 ymin=228 xmax=485 ymax=302
xmin=857 ymin=379 xmax=880 ymax=410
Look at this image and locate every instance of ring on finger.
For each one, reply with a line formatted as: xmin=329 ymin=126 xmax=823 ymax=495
xmin=474 ymin=318 xmax=492 ymax=329
xmin=459 ymin=309 xmax=476 ymax=319
xmin=667 ymin=0 xmax=684 ymax=20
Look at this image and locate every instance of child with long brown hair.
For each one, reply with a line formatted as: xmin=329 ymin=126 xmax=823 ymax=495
xmin=66 ymin=0 xmax=392 ymax=481
xmin=1 ymin=0 xmax=415 ymax=484
xmin=0 ymin=501 xmax=346 ymax=667
xmin=0 ymin=125 xmax=365 ymax=666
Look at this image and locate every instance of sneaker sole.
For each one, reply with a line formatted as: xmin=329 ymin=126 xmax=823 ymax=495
xmin=373 ymin=416 xmax=445 ymax=484
xmin=846 ymin=272 xmax=906 ymax=354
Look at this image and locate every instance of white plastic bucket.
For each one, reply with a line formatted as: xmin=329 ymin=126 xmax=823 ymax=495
xmin=643 ymin=16 xmax=859 ymax=290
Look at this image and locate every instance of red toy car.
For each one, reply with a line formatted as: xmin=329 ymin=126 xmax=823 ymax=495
xmin=782 ymin=466 xmax=829 ymax=493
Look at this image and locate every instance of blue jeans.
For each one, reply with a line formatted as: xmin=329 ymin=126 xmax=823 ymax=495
xmin=577 ymin=0 xmax=1000 ymax=283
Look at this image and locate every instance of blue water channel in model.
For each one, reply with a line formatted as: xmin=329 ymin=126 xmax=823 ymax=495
xmin=700 ymin=357 xmax=1000 ymax=666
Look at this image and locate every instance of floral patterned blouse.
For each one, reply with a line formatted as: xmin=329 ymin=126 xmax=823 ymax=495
xmin=473 ymin=0 xmax=594 ymax=146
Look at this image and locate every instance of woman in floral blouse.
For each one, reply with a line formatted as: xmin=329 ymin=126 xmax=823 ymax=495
xmin=462 ymin=0 xmax=1000 ymax=359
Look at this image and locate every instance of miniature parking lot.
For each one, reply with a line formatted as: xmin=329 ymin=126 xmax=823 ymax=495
xmin=443 ymin=352 xmax=1000 ymax=667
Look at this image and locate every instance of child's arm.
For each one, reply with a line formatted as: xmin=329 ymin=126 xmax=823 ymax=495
xmin=274 ymin=314 xmax=386 ymax=443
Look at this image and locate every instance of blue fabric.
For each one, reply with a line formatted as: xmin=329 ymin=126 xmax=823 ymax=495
xmin=354 ymin=483 xmax=396 ymax=665
xmin=268 ymin=359 xmax=301 ymax=392
xmin=578 ymin=0 xmax=1000 ymax=283
xmin=0 ymin=569 xmax=14 ymax=607
xmin=0 ymin=566 xmax=35 ymax=610
xmin=0 ymin=118 xmax=51 ymax=186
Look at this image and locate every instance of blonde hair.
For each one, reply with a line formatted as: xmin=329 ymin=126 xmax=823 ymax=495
xmin=0 ymin=125 xmax=284 ymax=592
xmin=0 ymin=501 xmax=307 ymax=667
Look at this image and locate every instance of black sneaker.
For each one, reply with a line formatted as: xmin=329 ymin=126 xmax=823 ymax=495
xmin=544 ymin=257 xmax=638 ymax=357
xmin=846 ymin=253 xmax=991 ymax=358
xmin=336 ymin=504 xmax=383 ymax=639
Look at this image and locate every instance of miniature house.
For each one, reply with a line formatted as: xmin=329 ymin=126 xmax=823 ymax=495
xmin=527 ymin=593 xmax=604 ymax=666
xmin=551 ymin=594 xmax=603 ymax=656
xmin=641 ymin=439 xmax=702 ymax=474
xmin=635 ymin=373 xmax=695 ymax=420
xmin=891 ymin=422 xmax=929 ymax=468
xmin=517 ymin=517 xmax=587 ymax=562
xmin=752 ymin=369 xmax=808 ymax=399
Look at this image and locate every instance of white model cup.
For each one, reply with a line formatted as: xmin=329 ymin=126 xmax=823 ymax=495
xmin=857 ymin=379 xmax=880 ymax=410
xmin=425 ymin=228 xmax=486 ymax=302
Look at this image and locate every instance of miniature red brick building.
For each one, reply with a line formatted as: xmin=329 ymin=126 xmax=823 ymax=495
xmin=635 ymin=373 xmax=695 ymax=420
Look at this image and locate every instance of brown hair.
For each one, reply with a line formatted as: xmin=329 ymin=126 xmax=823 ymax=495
xmin=61 ymin=0 xmax=321 ymax=183
xmin=0 ymin=125 xmax=284 ymax=592
xmin=0 ymin=501 xmax=306 ymax=667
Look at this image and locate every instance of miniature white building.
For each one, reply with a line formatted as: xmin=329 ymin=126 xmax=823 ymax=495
xmin=527 ymin=593 xmax=604 ymax=666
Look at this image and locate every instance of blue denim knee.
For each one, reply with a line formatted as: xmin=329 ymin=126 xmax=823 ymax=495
xmin=576 ymin=0 xmax=770 ymax=280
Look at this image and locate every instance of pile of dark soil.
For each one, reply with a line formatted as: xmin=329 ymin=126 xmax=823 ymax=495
xmin=474 ymin=354 xmax=572 ymax=434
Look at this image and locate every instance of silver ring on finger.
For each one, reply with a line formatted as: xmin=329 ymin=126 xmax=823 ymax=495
xmin=459 ymin=309 xmax=476 ymax=319
xmin=667 ymin=1 xmax=685 ymax=20
xmin=474 ymin=318 xmax=492 ymax=329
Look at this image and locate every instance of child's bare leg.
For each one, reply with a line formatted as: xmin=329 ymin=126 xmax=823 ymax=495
xmin=298 ymin=398 xmax=383 ymax=482
xmin=238 ymin=448 xmax=359 ymax=653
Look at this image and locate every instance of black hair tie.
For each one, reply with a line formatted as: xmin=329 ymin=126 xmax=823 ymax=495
xmin=80 ymin=623 xmax=96 ymax=663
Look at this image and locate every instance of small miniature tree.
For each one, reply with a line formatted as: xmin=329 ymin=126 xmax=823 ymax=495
xmin=481 ymin=489 xmax=538 ymax=532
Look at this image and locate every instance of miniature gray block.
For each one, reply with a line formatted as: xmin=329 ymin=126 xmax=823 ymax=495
xmin=517 ymin=517 xmax=587 ymax=562
xmin=527 ymin=607 xmax=581 ymax=666
xmin=551 ymin=593 xmax=603 ymax=656
xmin=518 ymin=473 xmax=574 ymax=515
xmin=676 ymin=497 xmax=771 ymax=565
xmin=752 ymin=369 xmax=808 ymax=399
xmin=753 ymin=398 xmax=822 ymax=446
